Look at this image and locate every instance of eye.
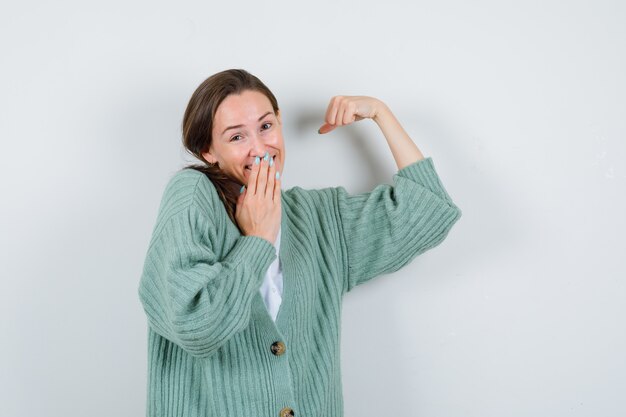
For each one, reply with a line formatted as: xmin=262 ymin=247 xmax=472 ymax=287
xmin=230 ymin=134 xmax=243 ymax=142
xmin=261 ymin=122 xmax=272 ymax=130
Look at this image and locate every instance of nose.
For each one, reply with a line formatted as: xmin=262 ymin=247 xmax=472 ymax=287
xmin=250 ymin=133 xmax=268 ymax=157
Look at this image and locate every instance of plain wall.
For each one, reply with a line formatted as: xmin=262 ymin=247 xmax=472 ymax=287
xmin=1 ymin=0 xmax=624 ymax=416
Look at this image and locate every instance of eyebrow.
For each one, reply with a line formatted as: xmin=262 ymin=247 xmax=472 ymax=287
xmin=221 ymin=111 xmax=273 ymax=135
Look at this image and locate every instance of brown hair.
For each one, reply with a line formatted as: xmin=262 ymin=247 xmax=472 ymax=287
xmin=181 ymin=69 xmax=280 ymax=229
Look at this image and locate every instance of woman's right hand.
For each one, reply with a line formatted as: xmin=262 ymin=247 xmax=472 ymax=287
xmin=235 ymin=152 xmax=282 ymax=245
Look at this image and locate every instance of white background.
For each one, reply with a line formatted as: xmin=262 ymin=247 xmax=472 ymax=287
xmin=1 ymin=1 xmax=624 ymax=416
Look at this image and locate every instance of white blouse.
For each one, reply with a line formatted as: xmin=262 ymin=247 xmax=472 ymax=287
xmin=258 ymin=226 xmax=283 ymax=322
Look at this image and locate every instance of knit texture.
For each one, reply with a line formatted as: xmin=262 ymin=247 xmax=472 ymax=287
xmin=138 ymin=156 xmax=462 ymax=417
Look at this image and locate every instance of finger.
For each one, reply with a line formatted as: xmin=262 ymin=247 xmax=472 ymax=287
xmin=326 ymin=96 xmax=341 ymax=126
xmin=335 ymin=100 xmax=349 ymax=126
xmin=318 ymin=123 xmax=336 ymax=134
xmin=267 ymin=154 xmax=276 ymax=199
xmin=236 ymin=185 xmax=245 ymax=209
xmin=273 ymin=167 xmax=281 ymax=203
xmin=247 ymin=156 xmax=260 ymax=195
xmin=324 ymin=96 xmax=336 ymax=125
xmin=256 ymin=152 xmax=269 ymax=197
xmin=343 ymin=102 xmax=356 ymax=125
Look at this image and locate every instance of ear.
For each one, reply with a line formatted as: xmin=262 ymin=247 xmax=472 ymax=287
xmin=201 ymin=150 xmax=217 ymax=165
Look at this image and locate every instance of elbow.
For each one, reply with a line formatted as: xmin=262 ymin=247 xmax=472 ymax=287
xmin=170 ymin=309 xmax=252 ymax=359
xmin=143 ymin=317 xmax=224 ymax=359
xmin=424 ymin=204 xmax=462 ymax=249
xmin=406 ymin=203 xmax=462 ymax=255
xmin=169 ymin=326 xmax=223 ymax=359
xmin=449 ymin=204 xmax=462 ymax=225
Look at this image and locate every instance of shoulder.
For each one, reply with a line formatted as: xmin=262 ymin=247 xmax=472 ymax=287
xmin=156 ymin=168 xmax=221 ymax=225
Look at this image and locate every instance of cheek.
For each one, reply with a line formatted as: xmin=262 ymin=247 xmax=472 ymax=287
xmin=270 ymin=131 xmax=284 ymax=147
xmin=229 ymin=151 xmax=247 ymax=164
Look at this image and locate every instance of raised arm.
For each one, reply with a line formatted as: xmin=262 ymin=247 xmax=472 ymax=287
xmin=318 ymin=95 xmax=425 ymax=169
xmin=317 ymin=95 xmax=461 ymax=292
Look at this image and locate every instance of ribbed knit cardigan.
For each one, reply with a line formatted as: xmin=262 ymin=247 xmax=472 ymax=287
xmin=137 ymin=156 xmax=462 ymax=417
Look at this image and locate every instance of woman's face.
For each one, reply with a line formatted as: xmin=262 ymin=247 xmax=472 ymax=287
xmin=203 ymin=90 xmax=285 ymax=186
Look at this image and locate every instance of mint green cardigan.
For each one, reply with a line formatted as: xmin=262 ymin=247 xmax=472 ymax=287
xmin=138 ymin=156 xmax=462 ymax=417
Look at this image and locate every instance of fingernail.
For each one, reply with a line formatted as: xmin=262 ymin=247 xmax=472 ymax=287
xmin=318 ymin=128 xmax=322 ymax=134
xmin=263 ymin=151 xmax=269 ymax=161
xmin=240 ymin=185 xmax=245 ymax=194
xmin=255 ymin=156 xmax=260 ymax=165
xmin=269 ymin=156 xmax=274 ymax=167
xmin=275 ymin=171 xmax=280 ymax=180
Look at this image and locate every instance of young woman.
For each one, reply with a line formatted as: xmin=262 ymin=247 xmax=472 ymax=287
xmin=138 ymin=69 xmax=462 ymax=417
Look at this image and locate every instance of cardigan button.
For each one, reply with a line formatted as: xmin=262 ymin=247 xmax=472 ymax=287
xmin=270 ymin=341 xmax=286 ymax=356
xmin=279 ymin=406 xmax=295 ymax=417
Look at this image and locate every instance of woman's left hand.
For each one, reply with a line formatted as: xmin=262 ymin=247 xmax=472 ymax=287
xmin=318 ymin=95 xmax=386 ymax=134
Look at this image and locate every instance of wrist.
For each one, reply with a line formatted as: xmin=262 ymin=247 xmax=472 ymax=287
xmin=372 ymin=102 xmax=394 ymax=127
xmin=248 ymin=232 xmax=275 ymax=246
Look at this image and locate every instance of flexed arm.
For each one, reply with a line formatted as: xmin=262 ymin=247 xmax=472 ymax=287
xmin=318 ymin=95 xmax=425 ymax=169
xmin=316 ymin=95 xmax=461 ymax=292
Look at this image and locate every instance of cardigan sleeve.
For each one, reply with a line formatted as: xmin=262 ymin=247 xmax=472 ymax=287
xmin=332 ymin=157 xmax=462 ymax=293
xmin=138 ymin=182 xmax=277 ymax=359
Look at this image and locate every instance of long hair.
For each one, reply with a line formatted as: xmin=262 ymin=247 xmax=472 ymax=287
xmin=181 ymin=69 xmax=280 ymax=228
